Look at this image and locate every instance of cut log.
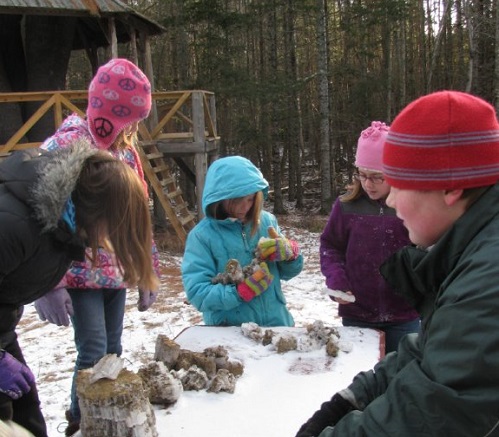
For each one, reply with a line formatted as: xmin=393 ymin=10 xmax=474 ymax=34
xmin=77 ymin=368 xmax=158 ymax=437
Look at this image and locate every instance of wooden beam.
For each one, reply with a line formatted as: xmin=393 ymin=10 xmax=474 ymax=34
xmin=108 ymin=17 xmax=118 ymax=58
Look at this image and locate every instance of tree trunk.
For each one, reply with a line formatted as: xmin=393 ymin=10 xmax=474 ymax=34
xmin=257 ymin=1 xmax=273 ymax=182
xmin=463 ymin=0 xmax=475 ymax=92
xmin=428 ymin=0 xmax=453 ymax=90
xmin=284 ymin=0 xmax=304 ymax=209
xmin=317 ymin=0 xmax=332 ymax=214
xmin=268 ymin=2 xmax=286 ymax=215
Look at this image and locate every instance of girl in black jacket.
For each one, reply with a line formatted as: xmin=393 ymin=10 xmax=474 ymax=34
xmin=0 ymin=140 xmax=158 ymax=436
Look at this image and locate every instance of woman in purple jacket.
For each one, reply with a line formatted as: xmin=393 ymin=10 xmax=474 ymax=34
xmin=320 ymin=121 xmax=419 ymax=353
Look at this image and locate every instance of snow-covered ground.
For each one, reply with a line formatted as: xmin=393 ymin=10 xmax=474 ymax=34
xmin=17 ymin=220 xmax=380 ymax=437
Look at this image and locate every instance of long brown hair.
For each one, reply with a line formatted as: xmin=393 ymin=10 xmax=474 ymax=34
xmin=340 ymin=178 xmax=363 ymax=202
xmin=73 ymin=152 xmax=158 ymax=290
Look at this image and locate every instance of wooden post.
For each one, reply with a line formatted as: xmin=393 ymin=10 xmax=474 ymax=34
xmin=129 ymin=27 xmax=139 ymax=65
xmin=139 ymin=33 xmax=157 ymax=125
xmin=208 ymin=93 xmax=219 ymax=165
xmin=192 ymin=91 xmax=207 ymax=219
xmin=108 ymin=17 xmax=118 ymax=59
xmin=138 ymin=32 xmax=165 ymax=227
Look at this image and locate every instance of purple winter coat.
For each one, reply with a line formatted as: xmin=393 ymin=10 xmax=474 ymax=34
xmin=320 ymin=193 xmax=419 ymax=323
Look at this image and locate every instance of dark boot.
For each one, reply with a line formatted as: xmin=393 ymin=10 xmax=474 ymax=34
xmin=64 ymin=410 xmax=80 ymax=437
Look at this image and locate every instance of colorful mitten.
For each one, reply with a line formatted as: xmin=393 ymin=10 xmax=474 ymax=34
xmin=237 ymin=262 xmax=274 ymax=302
xmin=257 ymin=237 xmax=300 ymax=262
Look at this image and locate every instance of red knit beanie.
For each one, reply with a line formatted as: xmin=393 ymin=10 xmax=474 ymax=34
xmin=87 ymin=58 xmax=152 ymax=150
xmin=383 ymin=90 xmax=499 ymax=190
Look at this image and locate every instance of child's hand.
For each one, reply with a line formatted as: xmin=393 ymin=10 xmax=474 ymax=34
xmin=237 ymin=262 xmax=274 ymax=302
xmin=257 ymin=237 xmax=300 ymax=261
xmin=34 ymin=287 xmax=73 ymax=326
xmin=256 ymin=227 xmax=300 ymax=262
xmin=324 ymin=288 xmax=356 ymax=304
xmin=0 ymin=351 xmax=35 ymax=400
xmin=137 ymin=289 xmax=158 ymax=311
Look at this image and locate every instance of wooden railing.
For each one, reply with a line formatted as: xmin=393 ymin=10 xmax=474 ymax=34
xmin=0 ymin=90 xmax=219 ymax=157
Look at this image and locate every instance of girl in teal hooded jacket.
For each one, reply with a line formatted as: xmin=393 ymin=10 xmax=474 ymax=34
xmin=181 ymin=156 xmax=303 ymax=327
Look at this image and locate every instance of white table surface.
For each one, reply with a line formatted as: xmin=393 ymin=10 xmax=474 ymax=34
xmin=153 ymin=325 xmax=382 ymax=437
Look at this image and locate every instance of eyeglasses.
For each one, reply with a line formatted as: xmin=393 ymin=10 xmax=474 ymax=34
xmin=353 ymin=173 xmax=385 ymax=184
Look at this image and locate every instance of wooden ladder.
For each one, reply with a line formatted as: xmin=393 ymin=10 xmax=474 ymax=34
xmin=137 ymin=124 xmax=196 ymax=244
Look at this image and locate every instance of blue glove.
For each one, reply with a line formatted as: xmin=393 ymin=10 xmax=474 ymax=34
xmin=34 ymin=287 xmax=73 ymax=326
xmin=138 ymin=289 xmax=158 ymax=311
xmin=0 ymin=351 xmax=35 ymax=400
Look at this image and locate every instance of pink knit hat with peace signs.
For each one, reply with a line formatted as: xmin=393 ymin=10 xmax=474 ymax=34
xmin=87 ymin=58 xmax=152 ymax=150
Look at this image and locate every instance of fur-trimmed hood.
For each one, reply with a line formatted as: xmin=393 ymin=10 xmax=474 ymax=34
xmin=0 ymin=138 xmax=97 ymax=232
xmin=0 ymin=140 xmax=95 ymax=305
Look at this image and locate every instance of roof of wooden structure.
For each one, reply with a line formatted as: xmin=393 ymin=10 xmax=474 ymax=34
xmin=0 ymin=0 xmax=165 ymax=49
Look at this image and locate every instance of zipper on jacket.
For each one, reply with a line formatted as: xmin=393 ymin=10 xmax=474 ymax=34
xmin=377 ymin=200 xmax=385 ymax=215
xmin=241 ymin=224 xmax=250 ymax=252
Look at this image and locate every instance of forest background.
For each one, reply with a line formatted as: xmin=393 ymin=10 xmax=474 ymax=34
xmin=2 ymin=0 xmax=499 ymax=216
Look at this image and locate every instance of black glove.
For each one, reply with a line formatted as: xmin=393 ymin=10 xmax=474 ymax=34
xmin=295 ymin=393 xmax=355 ymax=437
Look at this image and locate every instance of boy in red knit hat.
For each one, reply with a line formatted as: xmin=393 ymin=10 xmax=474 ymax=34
xmin=296 ymin=90 xmax=499 ymax=437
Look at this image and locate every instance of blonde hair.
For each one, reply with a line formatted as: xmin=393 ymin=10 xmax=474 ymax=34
xmin=112 ymin=129 xmax=137 ymax=151
xmin=208 ymin=191 xmax=263 ymax=236
xmin=73 ymin=152 xmax=158 ymax=290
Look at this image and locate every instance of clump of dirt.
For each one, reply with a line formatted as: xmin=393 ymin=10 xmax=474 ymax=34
xmin=153 ymin=334 xmax=244 ymax=394
xmin=241 ymin=320 xmax=342 ymax=357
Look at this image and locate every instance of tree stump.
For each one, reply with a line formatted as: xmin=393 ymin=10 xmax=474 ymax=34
xmin=77 ymin=368 xmax=158 ymax=437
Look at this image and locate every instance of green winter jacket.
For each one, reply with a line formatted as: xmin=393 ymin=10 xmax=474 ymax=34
xmin=320 ymin=183 xmax=499 ymax=437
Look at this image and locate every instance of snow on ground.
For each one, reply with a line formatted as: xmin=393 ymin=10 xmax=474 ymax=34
xmin=17 ymin=219 xmax=379 ymax=437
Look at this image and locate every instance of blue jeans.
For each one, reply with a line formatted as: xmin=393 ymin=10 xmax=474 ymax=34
xmin=342 ymin=317 xmax=420 ymax=354
xmin=67 ymin=288 xmax=126 ymax=421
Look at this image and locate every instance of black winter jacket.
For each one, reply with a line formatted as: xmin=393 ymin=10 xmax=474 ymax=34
xmin=0 ymin=143 xmax=93 ymax=307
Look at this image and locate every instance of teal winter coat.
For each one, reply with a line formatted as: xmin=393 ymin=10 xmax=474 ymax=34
xmin=181 ymin=156 xmax=303 ymax=327
xmin=318 ymin=183 xmax=499 ymax=437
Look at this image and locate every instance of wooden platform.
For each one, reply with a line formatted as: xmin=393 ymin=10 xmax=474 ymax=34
xmin=0 ymin=90 xmax=220 ymax=243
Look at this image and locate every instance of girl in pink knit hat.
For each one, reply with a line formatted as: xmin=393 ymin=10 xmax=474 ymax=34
xmin=319 ymin=121 xmax=419 ymax=354
xmin=33 ymin=58 xmax=161 ymax=436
